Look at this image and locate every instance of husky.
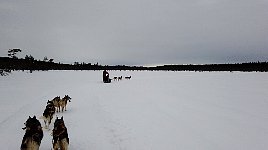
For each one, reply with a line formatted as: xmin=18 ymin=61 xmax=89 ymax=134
xmin=42 ymin=101 xmax=56 ymax=128
xmin=51 ymin=96 xmax=61 ymax=112
xmin=125 ymin=76 xmax=131 ymax=79
xmin=60 ymin=95 xmax=71 ymax=112
xmin=21 ymin=116 xmax=43 ymax=150
xmin=52 ymin=117 xmax=69 ymax=150
xmin=118 ymin=76 xmax=123 ymax=80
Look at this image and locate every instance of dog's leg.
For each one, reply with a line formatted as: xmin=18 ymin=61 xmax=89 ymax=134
xmin=30 ymin=139 xmax=40 ymax=150
xmin=60 ymin=138 xmax=69 ymax=150
xmin=64 ymin=101 xmax=67 ymax=111
xmin=44 ymin=119 xmax=48 ymax=129
xmin=53 ymin=140 xmax=60 ymax=150
xmin=48 ymin=116 xmax=52 ymax=129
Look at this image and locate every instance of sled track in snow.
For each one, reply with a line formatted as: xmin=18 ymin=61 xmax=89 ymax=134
xmin=0 ymin=102 xmax=36 ymax=127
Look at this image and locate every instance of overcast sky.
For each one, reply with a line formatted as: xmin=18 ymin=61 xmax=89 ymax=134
xmin=0 ymin=0 xmax=267 ymax=66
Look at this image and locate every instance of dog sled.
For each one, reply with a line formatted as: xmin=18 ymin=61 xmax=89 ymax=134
xmin=103 ymin=70 xmax=111 ymax=83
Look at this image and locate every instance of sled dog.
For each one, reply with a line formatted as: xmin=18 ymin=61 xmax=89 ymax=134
xmin=21 ymin=116 xmax=43 ymax=150
xmin=51 ymin=96 xmax=61 ymax=112
xmin=118 ymin=76 xmax=123 ymax=80
xmin=125 ymin=76 xmax=131 ymax=79
xmin=52 ymin=116 xmax=69 ymax=150
xmin=60 ymin=95 xmax=71 ymax=112
xmin=42 ymin=101 xmax=56 ymax=128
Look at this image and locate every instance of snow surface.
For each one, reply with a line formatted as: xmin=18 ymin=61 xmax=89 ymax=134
xmin=0 ymin=70 xmax=268 ymax=150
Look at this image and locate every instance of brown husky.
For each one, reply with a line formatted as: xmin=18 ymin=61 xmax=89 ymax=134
xmin=21 ymin=116 xmax=43 ymax=150
xmin=52 ymin=117 xmax=69 ymax=150
xmin=60 ymin=95 xmax=71 ymax=112
xmin=51 ymin=96 xmax=61 ymax=112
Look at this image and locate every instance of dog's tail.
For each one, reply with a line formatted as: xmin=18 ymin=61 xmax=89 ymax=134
xmin=39 ymin=116 xmax=46 ymax=120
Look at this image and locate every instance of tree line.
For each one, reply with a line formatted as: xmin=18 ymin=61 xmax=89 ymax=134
xmin=1 ymin=49 xmax=268 ymax=75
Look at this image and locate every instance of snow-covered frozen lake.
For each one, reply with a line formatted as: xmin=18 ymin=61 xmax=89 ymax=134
xmin=0 ymin=70 xmax=268 ymax=150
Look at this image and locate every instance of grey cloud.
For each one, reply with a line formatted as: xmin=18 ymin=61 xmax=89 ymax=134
xmin=0 ymin=0 xmax=267 ymax=65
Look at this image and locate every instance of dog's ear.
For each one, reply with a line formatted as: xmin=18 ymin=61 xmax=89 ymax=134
xmin=29 ymin=116 xmax=31 ymax=119
xmin=33 ymin=116 xmax=36 ymax=119
xmin=61 ymin=116 xmax=63 ymax=120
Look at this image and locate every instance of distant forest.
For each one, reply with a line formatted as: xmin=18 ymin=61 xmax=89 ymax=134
xmin=1 ymin=49 xmax=268 ymax=75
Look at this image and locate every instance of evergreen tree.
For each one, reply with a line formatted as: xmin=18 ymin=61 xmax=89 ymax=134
xmin=8 ymin=49 xmax=22 ymax=59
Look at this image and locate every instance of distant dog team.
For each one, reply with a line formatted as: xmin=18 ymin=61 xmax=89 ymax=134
xmin=113 ymin=75 xmax=132 ymax=81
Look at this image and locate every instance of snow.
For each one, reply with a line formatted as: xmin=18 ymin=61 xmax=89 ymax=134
xmin=0 ymin=70 xmax=268 ymax=150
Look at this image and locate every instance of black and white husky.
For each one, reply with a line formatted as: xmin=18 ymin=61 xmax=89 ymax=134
xmin=21 ymin=116 xmax=43 ymax=150
xmin=42 ymin=100 xmax=56 ymax=129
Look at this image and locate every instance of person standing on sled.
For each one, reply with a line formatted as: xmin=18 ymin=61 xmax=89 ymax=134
xmin=103 ymin=70 xmax=111 ymax=83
